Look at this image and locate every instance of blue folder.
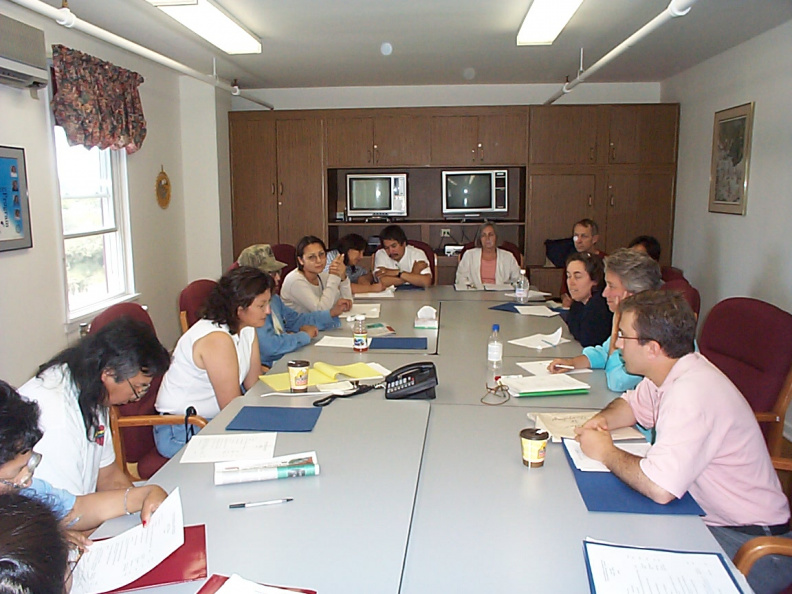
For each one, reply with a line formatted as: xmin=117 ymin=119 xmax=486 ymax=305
xmin=369 ymin=336 xmax=428 ymax=350
xmin=226 ymin=406 xmax=322 ymax=432
xmin=489 ymin=302 xmax=519 ymax=313
xmin=396 ymin=284 xmax=425 ymax=291
xmin=562 ymin=444 xmax=704 ymax=515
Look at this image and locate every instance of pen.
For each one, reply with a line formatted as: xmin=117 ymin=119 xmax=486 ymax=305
xmin=555 ymin=364 xmax=575 ymax=370
xmin=229 ymin=497 xmax=293 ymax=509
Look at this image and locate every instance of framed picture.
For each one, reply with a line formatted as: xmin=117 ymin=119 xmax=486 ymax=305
xmin=0 ymin=146 xmax=33 ymax=252
xmin=708 ymin=102 xmax=754 ymax=215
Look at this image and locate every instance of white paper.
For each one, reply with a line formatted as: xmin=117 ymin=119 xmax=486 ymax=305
xmin=454 ymin=283 xmax=481 ymax=291
xmin=584 ymin=539 xmax=742 ymax=593
xmin=484 ymin=283 xmax=513 ymax=291
xmin=530 ymin=411 xmax=644 ymax=443
xmin=563 ymin=438 xmax=651 ymax=472
xmin=365 ymin=362 xmax=392 ymax=376
xmin=217 ymin=574 xmax=300 ymax=593
xmin=516 ymin=360 xmax=592 ymax=376
xmin=316 ymin=336 xmax=372 ymax=348
xmin=504 ymin=290 xmax=551 ymax=301
xmin=180 ymin=433 xmax=276 ymax=464
xmin=508 ymin=328 xmax=570 ymax=350
xmin=355 ymin=287 xmax=395 ymax=299
xmin=348 ymin=303 xmax=381 ymax=318
xmin=500 ymin=373 xmax=590 ymax=396
xmin=70 ymin=488 xmax=185 ymax=594
xmin=513 ymin=305 xmax=559 ymax=317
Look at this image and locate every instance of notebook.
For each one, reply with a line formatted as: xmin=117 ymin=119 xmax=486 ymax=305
xmin=226 ymin=407 xmax=322 ymax=432
xmin=260 ymin=362 xmax=384 ymax=391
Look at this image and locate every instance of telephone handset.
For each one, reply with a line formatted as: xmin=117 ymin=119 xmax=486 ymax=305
xmin=385 ymin=362 xmax=438 ymax=400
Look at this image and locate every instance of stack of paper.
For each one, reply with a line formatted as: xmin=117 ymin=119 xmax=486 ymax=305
xmin=355 ymin=287 xmax=395 ymax=299
xmin=513 ymin=305 xmax=558 ymax=317
xmin=500 ymin=374 xmax=590 ymax=397
xmin=315 ymin=336 xmax=372 ymax=348
xmin=530 ymin=411 xmax=644 ymax=443
xmin=508 ymin=328 xmax=570 ymax=350
xmin=516 ymin=360 xmax=592 ymax=376
xmin=215 ymin=451 xmax=320 ymax=485
xmin=563 ymin=438 xmax=651 ymax=472
xmin=260 ymin=361 xmax=386 ymax=391
xmin=484 ymin=283 xmax=513 ymax=291
xmin=348 ymin=303 xmax=381 ymax=318
xmin=180 ymin=433 xmax=277 ymax=464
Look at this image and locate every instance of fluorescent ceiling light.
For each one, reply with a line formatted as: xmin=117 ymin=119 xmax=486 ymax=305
xmin=146 ymin=0 xmax=262 ymax=55
xmin=517 ymin=0 xmax=585 ymax=46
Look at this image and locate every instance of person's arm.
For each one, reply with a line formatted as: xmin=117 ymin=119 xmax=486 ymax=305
xmin=351 ymin=279 xmax=384 ymax=293
xmin=243 ymin=334 xmax=261 ymax=391
xmin=96 ymin=462 xmax=134 ymax=492
xmin=338 ymin=277 xmax=353 ymax=300
xmin=547 ymin=354 xmax=590 ymax=373
xmin=401 ymin=260 xmax=432 ymax=287
xmin=608 ymin=310 xmax=621 ymax=355
xmin=68 ymin=484 xmax=168 ymax=530
xmin=604 ymin=349 xmax=643 ymax=392
xmin=455 ymin=252 xmax=474 ymax=287
xmin=193 ymin=332 xmax=243 ymax=410
xmin=578 ymin=396 xmax=637 ymax=431
xmin=289 ymin=273 xmax=342 ymax=312
xmin=498 ymin=250 xmax=522 ymax=285
xmin=256 ymin=324 xmax=311 ymax=368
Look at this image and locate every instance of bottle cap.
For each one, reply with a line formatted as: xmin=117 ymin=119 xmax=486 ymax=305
xmin=492 ymin=324 xmax=500 ymax=331
xmin=355 ymin=315 xmax=366 ymax=321
xmin=520 ymin=269 xmax=526 ymax=274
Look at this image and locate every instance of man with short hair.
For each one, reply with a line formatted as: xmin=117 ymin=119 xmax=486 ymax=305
xmin=373 ymin=224 xmax=432 ymax=288
xmin=560 ymin=219 xmax=605 ymax=307
xmin=575 ymin=290 xmax=792 ymax=594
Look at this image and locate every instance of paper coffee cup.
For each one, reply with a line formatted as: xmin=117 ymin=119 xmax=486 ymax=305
xmin=520 ymin=428 xmax=549 ymax=468
xmin=287 ymin=360 xmax=310 ymax=393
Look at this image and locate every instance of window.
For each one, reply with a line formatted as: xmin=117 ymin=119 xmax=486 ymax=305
xmin=53 ymin=127 xmax=134 ymax=318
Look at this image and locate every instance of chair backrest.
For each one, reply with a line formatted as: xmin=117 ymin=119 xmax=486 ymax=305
xmin=272 ymin=243 xmax=298 ymax=279
xmin=661 ymin=278 xmax=701 ymax=317
xmin=179 ymin=279 xmax=218 ymax=333
xmin=699 ymin=297 xmax=792 ymax=452
xmin=457 ymin=242 xmax=476 ymax=261
xmin=407 ymin=239 xmax=438 ymax=284
xmin=661 ymin=266 xmax=686 ymax=282
xmin=500 ymin=241 xmax=523 ymax=268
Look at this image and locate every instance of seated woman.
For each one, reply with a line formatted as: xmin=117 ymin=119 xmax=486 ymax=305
xmin=154 ymin=266 xmax=275 ymax=458
xmin=455 ymin=222 xmax=521 ymax=289
xmin=280 ymin=236 xmax=353 ymax=314
xmin=564 ymin=252 xmax=612 ymax=347
xmin=324 ymin=234 xmax=384 ymax=294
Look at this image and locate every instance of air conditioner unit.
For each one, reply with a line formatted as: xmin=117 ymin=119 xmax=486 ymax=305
xmin=0 ymin=14 xmax=48 ymax=90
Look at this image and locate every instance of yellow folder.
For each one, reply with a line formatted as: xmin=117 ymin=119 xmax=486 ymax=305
xmin=260 ymin=362 xmax=383 ymax=391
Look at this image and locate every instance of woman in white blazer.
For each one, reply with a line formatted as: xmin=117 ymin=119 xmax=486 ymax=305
xmin=455 ymin=222 xmax=522 ymax=289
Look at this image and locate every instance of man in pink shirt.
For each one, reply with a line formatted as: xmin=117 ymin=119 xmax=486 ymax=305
xmin=576 ymin=290 xmax=792 ymax=594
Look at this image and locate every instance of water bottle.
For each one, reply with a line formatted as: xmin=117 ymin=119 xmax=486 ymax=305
xmin=487 ymin=324 xmax=503 ymax=387
xmin=515 ymin=269 xmax=529 ymax=304
xmin=353 ymin=315 xmax=368 ymax=352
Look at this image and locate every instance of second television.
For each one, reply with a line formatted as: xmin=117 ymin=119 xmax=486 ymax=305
xmin=442 ymin=170 xmax=508 ymax=218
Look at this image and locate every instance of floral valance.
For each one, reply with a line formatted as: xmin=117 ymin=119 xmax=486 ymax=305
xmin=51 ymin=44 xmax=147 ymax=154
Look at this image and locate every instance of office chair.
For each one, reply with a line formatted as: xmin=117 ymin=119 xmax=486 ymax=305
xmin=179 ymin=279 xmax=217 ymax=333
xmin=661 ymin=278 xmax=701 ymax=318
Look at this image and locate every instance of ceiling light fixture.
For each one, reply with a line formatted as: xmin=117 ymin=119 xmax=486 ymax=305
xmin=516 ymin=0 xmax=585 ymax=46
xmin=145 ymin=0 xmax=262 ymax=55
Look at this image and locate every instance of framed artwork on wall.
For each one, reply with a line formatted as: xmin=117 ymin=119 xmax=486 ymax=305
xmin=708 ymin=102 xmax=754 ymax=215
xmin=0 ymin=145 xmax=33 ymax=252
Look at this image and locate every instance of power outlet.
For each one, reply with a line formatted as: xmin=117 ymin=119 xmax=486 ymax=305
xmin=440 ymin=228 xmax=451 ymax=237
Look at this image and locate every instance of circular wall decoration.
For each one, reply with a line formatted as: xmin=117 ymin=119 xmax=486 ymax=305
xmin=156 ymin=168 xmax=171 ymax=209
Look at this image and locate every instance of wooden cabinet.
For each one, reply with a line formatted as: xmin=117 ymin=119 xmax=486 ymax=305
xmin=326 ymin=115 xmax=430 ymax=167
xmin=607 ymin=104 xmax=678 ymax=165
xmin=529 ymin=105 xmax=600 ymax=165
xmin=430 ymin=113 xmax=526 ymax=166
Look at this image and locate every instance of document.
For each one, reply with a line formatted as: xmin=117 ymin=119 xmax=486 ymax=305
xmin=563 ymin=438 xmax=651 ymax=472
xmin=180 ymin=433 xmax=276 ymax=464
xmin=504 ymin=289 xmax=551 ymax=301
xmin=70 ymin=488 xmax=185 ymax=594
xmin=529 ymin=411 xmax=644 ymax=442
xmin=315 ymin=336 xmax=372 ymax=348
xmin=366 ymin=322 xmax=395 ymax=337
xmin=217 ymin=574 xmax=302 ymax=593
xmin=500 ymin=374 xmax=590 ymax=397
xmin=513 ymin=305 xmax=559 ymax=317
xmin=348 ymin=303 xmax=381 ymax=318
xmin=260 ymin=361 xmax=385 ymax=391
xmin=355 ymin=287 xmax=395 ymax=299
xmin=517 ymin=360 xmax=592 ymax=376
xmin=454 ymin=283 xmax=481 ymax=291
xmin=484 ymin=283 xmax=513 ymax=291
xmin=508 ymin=327 xmax=570 ymax=350
xmin=215 ymin=451 xmax=319 ymax=485
xmin=583 ymin=539 xmax=744 ymax=593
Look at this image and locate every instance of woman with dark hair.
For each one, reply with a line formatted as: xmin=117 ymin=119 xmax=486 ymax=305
xmin=564 ymin=252 xmax=612 ymax=347
xmin=19 ymin=318 xmax=170 ymax=496
xmin=280 ymin=236 xmax=353 ymax=314
xmin=324 ymin=233 xmax=383 ymax=294
xmin=455 ymin=221 xmax=521 ymax=289
xmin=155 ymin=267 xmax=275 ymax=458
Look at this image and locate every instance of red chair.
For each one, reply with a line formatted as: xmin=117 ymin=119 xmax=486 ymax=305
xmin=662 ymin=278 xmax=701 ymax=318
xmin=457 ymin=242 xmax=476 ymax=260
xmin=89 ymin=302 xmax=207 ymax=480
xmin=500 ymin=241 xmax=524 ymax=268
xmin=699 ymin=297 xmax=792 ymax=457
xmin=661 ymin=266 xmax=686 ymax=282
xmin=179 ymin=279 xmax=217 ymax=333
xmin=406 ymin=239 xmax=438 ymax=284
xmin=272 ymin=243 xmax=298 ymax=279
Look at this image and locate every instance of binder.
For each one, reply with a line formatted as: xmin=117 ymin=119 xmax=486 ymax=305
xmin=369 ymin=336 xmax=428 ymax=350
xmin=226 ymin=406 xmax=322 ymax=432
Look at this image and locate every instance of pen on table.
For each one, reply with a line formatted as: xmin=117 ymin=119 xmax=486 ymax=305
xmin=229 ymin=498 xmax=293 ymax=509
xmin=555 ymin=364 xmax=575 ymax=370
xmin=542 ymin=339 xmax=556 ymax=347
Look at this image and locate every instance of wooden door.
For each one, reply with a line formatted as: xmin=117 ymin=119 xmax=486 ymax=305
xmin=276 ymin=119 xmax=326 ymax=246
xmin=430 ymin=116 xmax=478 ymax=165
xmin=326 ymin=117 xmax=373 ymax=167
xmin=605 ymin=173 xmax=675 ymax=264
xmin=529 ymin=106 xmax=599 ymax=164
xmin=374 ymin=116 xmax=431 ymax=166
xmin=608 ymin=105 xmax=679 ymax=165
xmin=526 ymin=174 xmax=598 ymax=266
xmin=229 ymin=117 xmax=278 ymax=258
xmin=477 ymin=114 xmax=527 ymax=165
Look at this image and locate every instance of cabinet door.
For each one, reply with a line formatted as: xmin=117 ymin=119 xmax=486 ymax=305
xmin=605 ymin=173 xmax=675 ymax=264
xmin=374 ymin=116 xmax=431 ymax=166
xmin=276 ymin=119 xmax=326 ymax=246
xmin=529 ymin=106 xmax=599 ymax=164
xmin=430 ymin=116 xmax=478 ymax=165
xmin=608 ymin=105 xmax=678 ymax=165
xmin=478 ymin=114 xmax=527 ymax=165
xmin=527 ymin=174 xmax=597 ymax=266
xmin=229 ymin=118 xmax=278 ymax=257
xmin=326 ymin=117 xmax=374 ymax=167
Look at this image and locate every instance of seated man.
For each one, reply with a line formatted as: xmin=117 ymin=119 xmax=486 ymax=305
xmin=575 ymin=291 xmax=792 ymax=594
xmin=373 ymin=225 xmax=433 ymax=288
xmin=237 ymin=244 xmax=341 ymax=371
xmin=560 ymin=218 xmax=606 ymax=308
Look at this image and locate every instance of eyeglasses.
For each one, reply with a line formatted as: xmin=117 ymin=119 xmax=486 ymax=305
xmin=481 ymin=382 xmax=510 ymax=406
xmin=66 ymin=547 xmax=84 ymax=583
xmin=127 ymin=378 xmax=151 ymax=402
xmin=0 ymin=451 xmax=42 ymax=489
xmin=616 ymin=329 xmax=642 ymax=341
xmin=302 ymin=252 xmax=326 ymax=263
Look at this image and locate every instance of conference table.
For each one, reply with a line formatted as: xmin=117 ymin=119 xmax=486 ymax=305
xmin=94 ymin=285 xmax=746 ymax=593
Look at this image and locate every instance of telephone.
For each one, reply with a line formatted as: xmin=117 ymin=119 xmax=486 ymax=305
xmin=385 ymin=362 xmax=438 ymax=400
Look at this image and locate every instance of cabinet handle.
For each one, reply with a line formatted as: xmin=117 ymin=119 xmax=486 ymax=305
xmin=478 ymin=142 xmax=484 ymax=162
xmin=589 ymin=147 xmax=595 ymax=161
xmin=279 ymin=182 xmax=284 ymax=195
xmin=610 ymin=195 xmax=615 ymax=207
xmin=367 ymin=149 xmax=372 ymax=164
xmin=271 ymin=183 xmax=275 ymax=195
xmin=588 ymin=194 xmax=593 ymax=207
xmin=373 ymin=144 xmax=379 ymax=164
xmin=610 ymin=143 xmax=616 ymax=162
xmin=471 ymin=148 xmax=476 ymax=162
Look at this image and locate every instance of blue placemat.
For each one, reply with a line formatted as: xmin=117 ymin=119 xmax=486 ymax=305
xmin=370 ymin=336 xmax=428 ymax=350
xmin=396 ymin=283 xmax=425 ymax=291
xmin=562 ymin=443 xmax=704 ymax=515
xmin=226 ymin=406 xmax=322 ymax=432
xmin=489 ymin=302 xmax=519 ymax=313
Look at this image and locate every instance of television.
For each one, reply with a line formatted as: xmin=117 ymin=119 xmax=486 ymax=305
xmin=442 ymin=170 xmax=507 ymax=218
xmin=346 ymin=173 xmax=407 ymax=219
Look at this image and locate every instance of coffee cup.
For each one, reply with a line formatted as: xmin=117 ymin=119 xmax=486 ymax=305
xmin=520 ymin=428 xmax=549 ymax=468
xmin=287 ymin=360 xmax=310 ymax=393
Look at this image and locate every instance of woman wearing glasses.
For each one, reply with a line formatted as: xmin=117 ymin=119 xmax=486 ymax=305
xmin=154 ymin=266 xmax=275 ymax=458
xmin=280 ymin=235 xmax=353 ymax=315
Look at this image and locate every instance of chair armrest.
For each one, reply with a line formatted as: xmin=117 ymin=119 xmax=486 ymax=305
xmin=734 ymin=536 xmax=792 ymax=574
xmin=755 ymin=412 xmax=782 ymax=423
xmin=115 ymin=414 xmax=208 ymax=429
xmin=772 ymin=457 xmax=792 ymax=473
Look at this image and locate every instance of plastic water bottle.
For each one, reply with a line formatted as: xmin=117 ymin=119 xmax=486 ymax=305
xmin=515 ymin=269 xmax=529 ymax=304
xmin=353 ymin=315 xmax=368 ymax=352
xmin=487 ymin=324 xmax=503 ymax=387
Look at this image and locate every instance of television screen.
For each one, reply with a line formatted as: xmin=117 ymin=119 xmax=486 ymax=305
xmin=445 ymin=173 xmax=492 ymax=210
xmin=349 ymin=178 xmax=392 ymax=211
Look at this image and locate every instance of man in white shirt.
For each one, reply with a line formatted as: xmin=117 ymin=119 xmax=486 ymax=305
xmin=373 ymin=225 xmax=433 ymax=288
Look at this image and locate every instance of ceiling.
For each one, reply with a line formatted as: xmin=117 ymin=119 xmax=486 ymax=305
xmin=34 ymin=0 xmax=792 ymax=90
